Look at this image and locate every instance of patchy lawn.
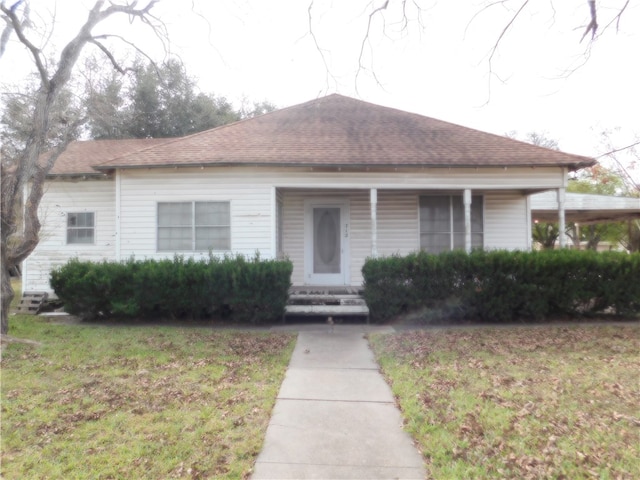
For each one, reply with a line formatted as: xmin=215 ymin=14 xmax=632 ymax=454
xmin=1 ymin=317 xmax=295 ymax=479
xmin=370 ymin=324 xmax=640 ymax=480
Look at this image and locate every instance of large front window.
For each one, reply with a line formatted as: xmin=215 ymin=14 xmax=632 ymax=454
xmin=157 ymin=202 xmax=230 ymax=251
xmin=419 ymin=195 xmax=483 ymax=253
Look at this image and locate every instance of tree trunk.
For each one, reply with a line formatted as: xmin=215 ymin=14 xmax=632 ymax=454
xmin=628 ymin=220 xmax=640 ymax=252
xmin=585 ymin=225 xmax=601 ymax=251
xmin=1 ymin=250 xmax=15 ymax=336
xmin=0 ymin=1 xmax=161 ymax=337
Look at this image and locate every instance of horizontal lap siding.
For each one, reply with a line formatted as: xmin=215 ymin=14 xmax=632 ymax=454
xmin=282 ymin=191 xmax=305 ymax=285
xmin=115 ymin=166 xmax=563 ymax=190
xmin=28 ymin=166 xmax=546 ymax=293
xmin=282 ymin=190 xmax=419 ymax=286
xmin=281 ymin=190 xmax=370 ymax=286
xmin=23 ymin=180 xmax=116 ymax=294
xmin=234 ymin=166 xmax=564 ymax=190
xmin=377 ymin=191 xmax=419 ymax=256
xmin=118 ymin=170 xmax=272 ymax=260
xmin=484 ymin=193 xmax=529 ymax=250
xmin=348 ymin=192 xmax=370 ymax=285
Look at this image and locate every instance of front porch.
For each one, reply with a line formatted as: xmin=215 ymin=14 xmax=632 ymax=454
xmin=276 ymin=186 xmax=558 ymax=287
xmin=284 ymin=286 xmax=370 ymax=324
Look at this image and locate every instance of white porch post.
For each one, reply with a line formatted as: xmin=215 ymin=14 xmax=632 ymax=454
xmin=115 ymin=169 xmax=121 ymax=261
xmin=463 ymin=189 xmax=472 ymax=253
xmin=270 ymin=186 xmax=277 ymax=259
xmin=557 ymin=187 xmax=566 ymax=248
xmin=370 ymin=188 xmax=378 ymax=258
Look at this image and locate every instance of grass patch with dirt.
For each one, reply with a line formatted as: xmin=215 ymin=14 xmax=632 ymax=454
xmin=1 ymin=316 xmax=295 ymax=479
xmin=370 ymin=324 xmax=640 ymax=479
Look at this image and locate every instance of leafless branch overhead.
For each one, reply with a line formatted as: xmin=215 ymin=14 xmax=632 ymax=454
xmin=580 ymin=0 xmax=597 ymax=42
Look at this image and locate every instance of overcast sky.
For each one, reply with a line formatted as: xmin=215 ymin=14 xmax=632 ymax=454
xmin=2 ymin=0 xmax=639 ymax=176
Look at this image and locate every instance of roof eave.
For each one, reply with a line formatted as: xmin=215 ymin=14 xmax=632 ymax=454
xmin=93 ymin=161 xmax=595 ymax=171
xmin=47 ymin=172 xmax=111 ymax=179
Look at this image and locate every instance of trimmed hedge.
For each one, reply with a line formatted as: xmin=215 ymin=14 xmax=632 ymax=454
xmin=50 ymin=255 xmax=293 ymax=323
xmin=362 ymin=250 xmax=640 ymax=322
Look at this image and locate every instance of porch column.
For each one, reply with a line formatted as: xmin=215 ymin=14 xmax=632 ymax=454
xmin=463 ymin=189 xmax=472 ymax=253
xmin=557 ymin=187 xmax=566 ymax=248
xmin=370 ymin=188 xmax=378 ymax=258
xmin=115 ymin=169 xmax=122 ymax=261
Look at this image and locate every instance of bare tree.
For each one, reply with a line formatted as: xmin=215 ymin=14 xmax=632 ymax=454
xmin=307 ymin=1 xmax=632 ymax=93
xmin=0 ymin=0 xmax=165 ymax=336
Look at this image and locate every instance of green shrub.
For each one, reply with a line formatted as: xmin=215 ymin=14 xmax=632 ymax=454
xmin=228 ymin=254 xmax=293 ymax=323
xmin=362 ymin=254 xmax=415 ymax=320
xmin=362 ymin=250 xmax=640 ymax=322
xmin=50 ymin=255 xmax=292 ymax=324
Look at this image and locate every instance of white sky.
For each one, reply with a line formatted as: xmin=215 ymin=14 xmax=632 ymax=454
xmin=2 ymin=0 xmax=639 ymax=176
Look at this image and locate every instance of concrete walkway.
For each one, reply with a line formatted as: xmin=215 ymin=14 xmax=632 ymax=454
xmin=252 ymin=325 xmax=426 ymax=479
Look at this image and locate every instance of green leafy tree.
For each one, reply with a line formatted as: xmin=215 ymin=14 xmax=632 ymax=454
xmin=238 ymin=98 xmax=277 ymax=119
xmin=85 ymin=63 xmax=128 ymax=139
xmin=532 ymin=222 xmax=560 ymax=250
xmin=87 ymin=59 xmax=241 ymax=139
xmin=567 ymin=165 xmax=637 ymax=251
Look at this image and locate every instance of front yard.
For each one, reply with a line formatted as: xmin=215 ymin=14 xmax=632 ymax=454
xmin=3 ymin=306 xmax=638 ymax=479
xmin=1 ymin=316 xmax=295 ymax=479
xmin=371 ymin=324 xmax=640 ymax=479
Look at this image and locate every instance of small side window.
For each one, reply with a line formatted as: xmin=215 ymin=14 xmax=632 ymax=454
xmin=67 ymin=212 xmax=95 ymax=244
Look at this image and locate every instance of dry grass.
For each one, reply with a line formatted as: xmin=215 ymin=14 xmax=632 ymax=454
xmin=371 ymin=324 xmax=640 ymax=479
xmin=1 ymin=316 xmax=295 ymax=479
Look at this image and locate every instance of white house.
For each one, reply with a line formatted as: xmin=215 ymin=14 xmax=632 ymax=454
xmin=23 ymin=94 xmax=595 ymax=294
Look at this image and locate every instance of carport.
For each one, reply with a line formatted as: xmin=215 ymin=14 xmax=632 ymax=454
xmin=531 ymin=191 xmax=640 ymax=224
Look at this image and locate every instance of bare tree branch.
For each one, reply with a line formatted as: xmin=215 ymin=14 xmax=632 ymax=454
xmin=307 ymin=0 xmax=333 ymax=92
xmin=478 ymin=0 xmax=530 ymax=106
xmin=356 ymin=0 xmax=389 ymax=86
xmin=88 ymin=38 xmax=127 ymax=74
xmin=0 ymin=0 xmax=165 ymax=336
xmin=350 ymin=0 xmax=397 ymax=96
xmin=597 ymin=140 xmax=640 ymax=194
xmin=599 ymin=0 xmax=630 ymax=36
xmin=580 ymin=0 xmax=597 ymax=42
xmin=1 ymin=2 xmax=49 ymax=86
xmin=597 ymin=140 xmax=640 ymax=160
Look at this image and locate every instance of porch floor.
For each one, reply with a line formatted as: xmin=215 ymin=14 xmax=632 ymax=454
xmin=284 ymin=287 xmax=370 ymax=324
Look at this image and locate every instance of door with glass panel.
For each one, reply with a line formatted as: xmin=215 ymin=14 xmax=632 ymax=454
xmin=304 ymin=199 xmax=349 ymax=285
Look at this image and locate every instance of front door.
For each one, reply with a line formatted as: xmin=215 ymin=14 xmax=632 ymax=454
xmin=304 ymin=199 xmax=350 ymax=285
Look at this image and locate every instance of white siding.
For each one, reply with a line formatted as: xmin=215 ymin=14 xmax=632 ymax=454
xmin=282 ymin=191 xmax=305 ymax=284
xmin=27 ymin=166 xmax=557 ymax=293
xmin=377 ymin=191 xmax=420 ymax=256
xmin=484 ymin=192 xmax=529 ymax=250
xmin=23 ymin=179 xmax=116 ymax=294
xmin=117 ymin=169 xmax=273 ymax=260
xmin=281 ymin=190 xmax=370 ymax=285
xmin=162 ymin=165 xmax=563 ymax=191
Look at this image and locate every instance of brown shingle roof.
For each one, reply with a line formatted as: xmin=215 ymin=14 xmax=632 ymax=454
xmin=58 ymin=95 xmax=595 ymax=174
xmin=48 ymin=138 xmax=170 ymax=176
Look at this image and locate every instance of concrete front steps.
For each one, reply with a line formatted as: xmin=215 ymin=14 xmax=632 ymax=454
xmin=284 ymin=287 xmax=370 ymax=323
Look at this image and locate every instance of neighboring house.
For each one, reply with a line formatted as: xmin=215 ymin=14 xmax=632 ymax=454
xmin=23 ymin=94 xmax=595 ymax=294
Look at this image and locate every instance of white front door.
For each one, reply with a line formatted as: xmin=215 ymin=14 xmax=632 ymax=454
xmin=304 ymin=199 xmax=350 ymax=285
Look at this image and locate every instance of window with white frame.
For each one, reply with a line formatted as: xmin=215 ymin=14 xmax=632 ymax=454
xmin=67 ymin=212 xmax=95 ymax=244
xmin=419 ymin=195 xmax=483 ymax=253
xmin=157 ymin=201 xmax=230 ymax=251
